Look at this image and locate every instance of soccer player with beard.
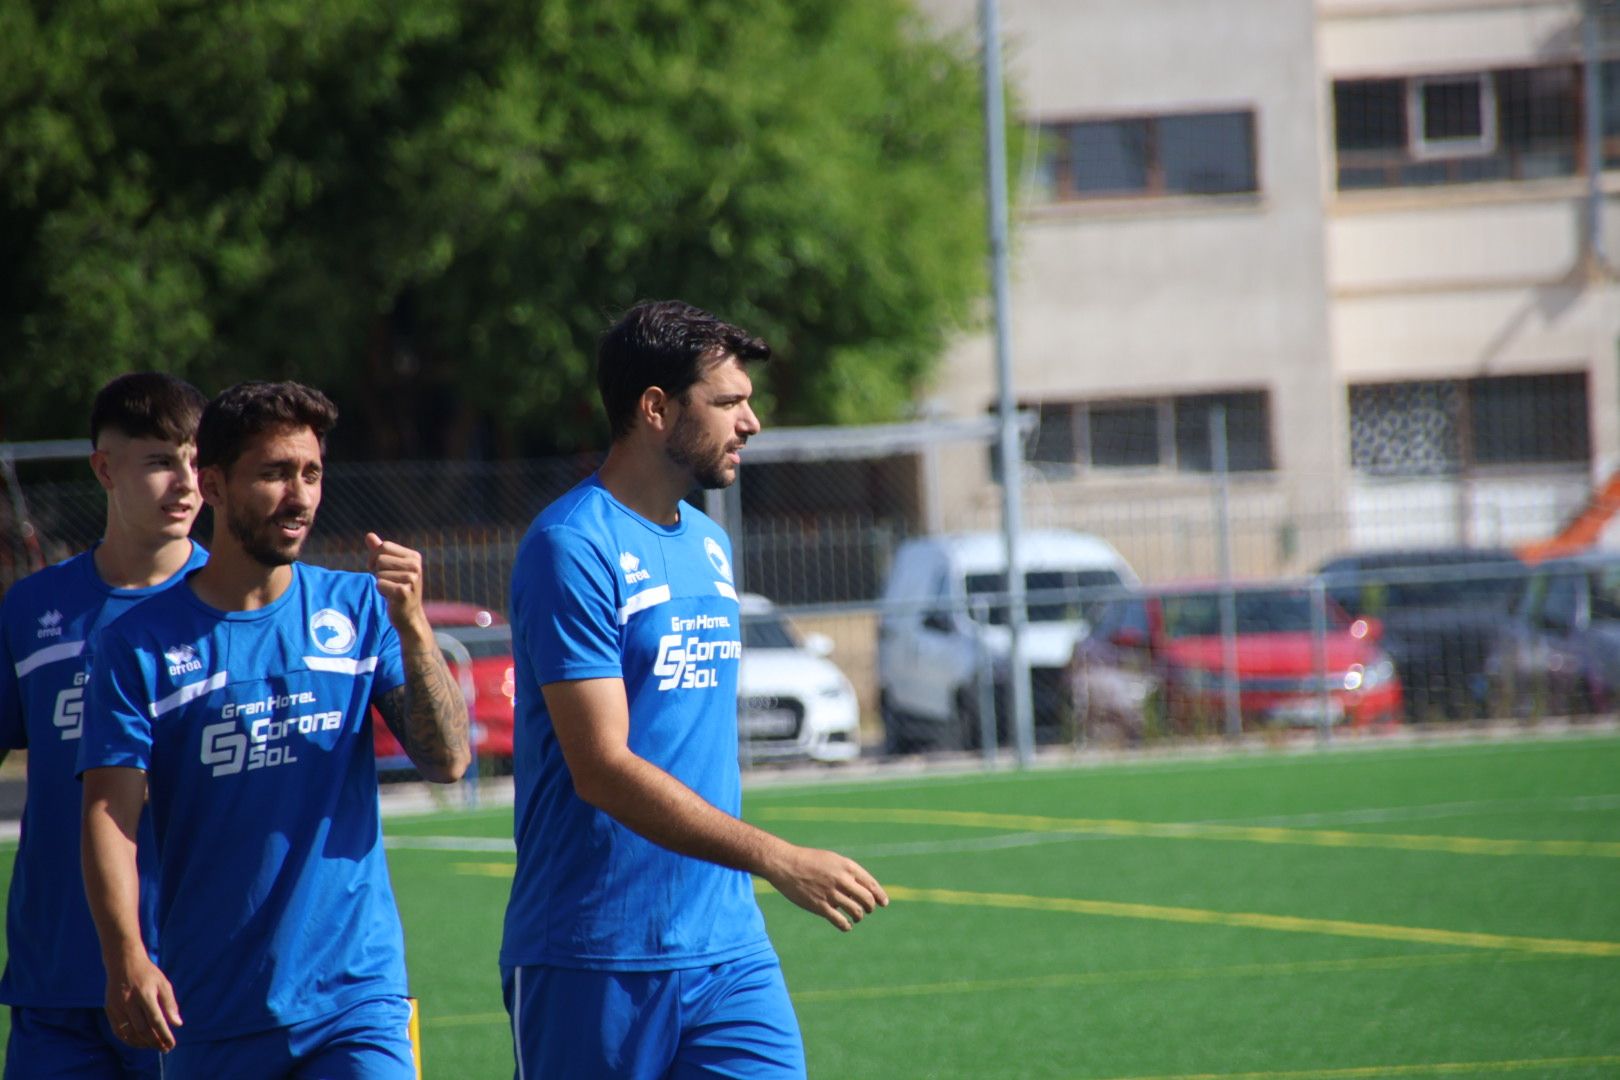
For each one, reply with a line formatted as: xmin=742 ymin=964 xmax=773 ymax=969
xmin=77 ymin=381 xmax=470 ymax=1078
xmin=0 ymin=372 xmax=206 ymax=1079
xmin=500 ymin=300 xmax=888 ymax=1079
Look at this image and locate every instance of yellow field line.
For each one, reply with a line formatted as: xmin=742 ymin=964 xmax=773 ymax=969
xmin=422 ymin=1010 xmax=509 ymax=1029
xmin=1091 ymin=1056 xmax=1620 ymax=1080
xmin=881 ymin=884 xmax=1620 ymax=957
xmin=789 ymin=950 xmax=1541 ymax=1004
xmin=452 ymin=861 xmax=514 ymax=877
xmin=756 ymin=806 xmax=1620 ymax=859
xmin=458 ymin=864 xmax=1620 ymax=957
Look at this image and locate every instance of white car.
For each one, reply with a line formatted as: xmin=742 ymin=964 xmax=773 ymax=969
xmin=738 ymin=594 xmax=861 ymax=763
xmin=877 ymin=530 xmax=1138 ymax=752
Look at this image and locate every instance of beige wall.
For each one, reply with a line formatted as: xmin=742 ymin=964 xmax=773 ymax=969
xmin=911 ymin=0 xmax=1620 ymax=565
xmin=917 ymin=0 xmax=1344 ymax=542
xmin=1321 ymin=0 xmax=1620 ymax=493
xmin=1320 ymin=0 xmax=1585 ymax=75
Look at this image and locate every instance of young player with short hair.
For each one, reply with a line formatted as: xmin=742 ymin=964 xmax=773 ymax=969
xmin=0 ymin=371 xmax=208 ymax=1079
xmin=78 ymin=380 xmax=470 ymax=1078
xmin=501 ymin=300 xmax=888 ymax=1079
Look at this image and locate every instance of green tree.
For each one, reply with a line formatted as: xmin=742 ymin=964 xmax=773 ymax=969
xmin=0 ymin=0 xmax=988 ymax=455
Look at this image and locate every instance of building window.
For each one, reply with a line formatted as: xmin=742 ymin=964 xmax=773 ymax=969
xmin=1027 ymin=402 xmax=1079 ymax=465
xmin=1349 ymin=373 xmax=1589 ymax=477
xmin=1088 ymin=401 xmax=1163 ymax=468
xmin=1334 ymin=63 xmax=1588 ymax=189
xmin=1173 ymin=392 xmax=1274 ymax=473
xmin=1020 ymin=391 xmax=1274 ymax=474
xmin=1409 ymin=74 xmax=1495 ymax=158
xmin=1038 ymin=110 xmax=1258 ymax=201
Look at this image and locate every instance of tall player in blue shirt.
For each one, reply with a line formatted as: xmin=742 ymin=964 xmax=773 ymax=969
xmin=79 ymin=381 xmax=470 ymax=1079
xmin=0 ymin=372 xmax=206 ymax=1079
xmin=502 ymin=300 xmax=888 ymax=1079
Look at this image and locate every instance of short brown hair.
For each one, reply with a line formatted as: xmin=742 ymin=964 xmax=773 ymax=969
xmin=89 ymin=373 xmax=207 ymax=447
xmin=597 ymin=300 xmax=770 ymax=441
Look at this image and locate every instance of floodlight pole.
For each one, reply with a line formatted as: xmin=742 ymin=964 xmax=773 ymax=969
xmin=981 ymin=0 xmax=1033 ymax=767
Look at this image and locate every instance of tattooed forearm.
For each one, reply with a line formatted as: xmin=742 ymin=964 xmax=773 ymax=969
xmin=377 ymin=648 xmax=471 ymax=783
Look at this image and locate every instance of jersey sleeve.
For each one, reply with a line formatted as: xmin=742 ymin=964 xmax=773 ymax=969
xmin=369 ymin=589 xmax=406 ymax=700
xmin=77 ymin=626 xmax=154 ymax=775
xmin=514 ymin=525 xmax=622 ymax=685
xmin=0 ymin=599 xmax=23 ymax=751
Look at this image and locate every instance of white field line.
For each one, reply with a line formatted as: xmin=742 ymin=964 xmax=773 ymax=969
xmin=383 ymin=835 xmax=515 ymax=853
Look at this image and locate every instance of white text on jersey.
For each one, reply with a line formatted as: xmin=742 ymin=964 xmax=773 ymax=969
xmin=201 ymin=693 xmax=341 ymax=776
xmin=653 ymin=631 xmax=741 ymax=691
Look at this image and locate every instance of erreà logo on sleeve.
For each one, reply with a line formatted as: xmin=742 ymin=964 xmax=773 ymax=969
xmin=164 ymin=644 xmax=203 ymax=677
xmin=619 ymin=551 xmax=651 ymax=584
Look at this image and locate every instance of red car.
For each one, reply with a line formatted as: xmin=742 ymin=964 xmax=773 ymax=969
xmin=372 ymin=601 xmax=515 ymax=770
xmin=1066 ymin=583 xmax=1402 ymax=741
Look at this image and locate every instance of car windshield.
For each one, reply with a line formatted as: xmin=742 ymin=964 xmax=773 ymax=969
xmin=1326 ymin=558 xmax=1522 ymax=614
xmin=963 ymin=569 xmax=1123 ymax=626
xmin=1590 ymin=565 xmax=1620 ymax=622
xmin=1161 ymin=590 xmax=1323 ymax=638
xmin=742 ymin=613 xmax=799 ymax=650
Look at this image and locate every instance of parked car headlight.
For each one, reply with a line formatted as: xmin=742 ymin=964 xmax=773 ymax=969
xmin=1344 ymin=657 xmax=1395 ymax=692
xmin=819 ymin=680 xmax=849 ymax=700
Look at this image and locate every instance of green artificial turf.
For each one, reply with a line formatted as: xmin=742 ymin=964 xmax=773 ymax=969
xmin=4 ymin=733 xmax=1618 ymax=1078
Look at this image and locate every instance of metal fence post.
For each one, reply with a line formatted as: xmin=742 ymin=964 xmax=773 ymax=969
xmin=1212 ymin=406 xmax=1241 ymax=737
xmin=1310 ymin=576 xmax=1333 ymax=743
xmin=434 ymin=630 xmax=479 ymax=809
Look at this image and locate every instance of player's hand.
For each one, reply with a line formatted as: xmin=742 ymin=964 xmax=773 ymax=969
xmin=366 ymin=533 xmax=428 ymax=631
xmin=105 ymin=954 xmax=182 ymax=1051
xmin=766 ymin=845 xmax=889 ymax=932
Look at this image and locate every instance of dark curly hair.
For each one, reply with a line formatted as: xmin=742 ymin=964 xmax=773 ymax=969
xmin=197 ymin=381 xmax=339 ymax=471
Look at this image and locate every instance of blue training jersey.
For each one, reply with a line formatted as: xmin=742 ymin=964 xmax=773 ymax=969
xmin=0 ymin=541 xmax=205 ymax=1009
xmin=77 ymin=563 xmax=408 ymax=1041
xmin=500 ymin=474 xmax=771 ymax=971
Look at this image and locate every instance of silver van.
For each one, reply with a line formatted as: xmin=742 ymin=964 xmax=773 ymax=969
xmin=877 ymin=530 xmax=1138 ymax=752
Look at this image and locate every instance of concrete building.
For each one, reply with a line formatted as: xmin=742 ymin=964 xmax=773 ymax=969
xmin=913 ymin=0 xmax=1620 ymax=581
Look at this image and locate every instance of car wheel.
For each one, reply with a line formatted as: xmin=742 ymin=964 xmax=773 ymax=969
xmin=880 ymin=691 xmax=920 ymax=756
xmin=955 ymin=688 xmax=983 ymax=752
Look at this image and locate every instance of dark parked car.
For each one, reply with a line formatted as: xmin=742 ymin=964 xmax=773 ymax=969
xmin=1316 ymin=548 xmax=1526 ymax=720
xmin=1486 ymin=551 xmax=1620 ymax=718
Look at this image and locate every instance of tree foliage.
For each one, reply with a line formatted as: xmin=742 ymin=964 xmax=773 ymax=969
xmin=0 ymin=0 xmax=988 ymax=455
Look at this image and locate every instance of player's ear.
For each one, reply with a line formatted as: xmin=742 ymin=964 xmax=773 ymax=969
xmin=640 ymin=386 xmax=672 ymax=434
xmin=197 ymin=464 xmax=228 ymax=509
xmin=89 ymin=448 xmax=115 ymax=493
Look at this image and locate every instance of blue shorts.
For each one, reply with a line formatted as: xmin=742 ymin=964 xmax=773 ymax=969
xmin=160 ymin=995 xmax=416 ymax=1080
xmin=502 ymin=951 xmax=805 ymax=1080
xmin=5 ymin=1005 xmax=161 ymax=1079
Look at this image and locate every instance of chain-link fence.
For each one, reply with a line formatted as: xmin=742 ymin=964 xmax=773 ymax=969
xmin=5 ymin=416 xmax=1616 ymax=774
xmin=4 ymin=3 xmax=1619 ymax=772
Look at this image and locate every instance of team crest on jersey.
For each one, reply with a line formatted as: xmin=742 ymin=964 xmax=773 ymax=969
xmin=704 ymin=537 xmax=733 ymax=583
xmin=619 ymin=551 xmax=651 ymax=584
xmin=164 ymin=644 xmax=203 ymax=677
xmin=309 ymin=608 xmax=357 ymax=655
xmin=36 ymin=610 xmax=63 ymax=638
